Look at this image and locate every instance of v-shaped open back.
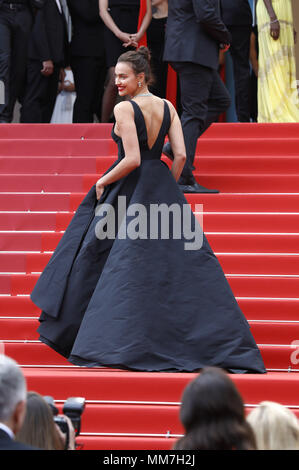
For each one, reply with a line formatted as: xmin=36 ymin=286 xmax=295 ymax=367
xmin=112 ymin=99 xmax=171 ymax=161
xmin=130 ymin=99 xmax=170 ymax=153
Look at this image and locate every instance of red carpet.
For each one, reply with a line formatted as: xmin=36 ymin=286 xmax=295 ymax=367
xmin=0 ymin=122 xmax=299 ymax=450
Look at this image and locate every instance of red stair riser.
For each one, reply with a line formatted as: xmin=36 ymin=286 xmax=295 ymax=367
xmin=1 ymin=317 xmax=298 ymax=345
xmin=0 ymin=123 xmax=113 ymax=139
xmin=2 ymin=156 xmax=299 ymax=175
xmin=0 ymin=296 xmax=298 ymax=320
xmin=0 ymin=140 xmax=117 ymax=157
xmin=1 ymin=212 xmax=299 ymax=233
xmin=2 ymin=273 xmax=299 ymax=297
xmin=20 ymin=368 xmax=299 ymax=404
xmin=1 ymin=122 xmax=299 ymax=140
xmin=2 ymin=173 xmax=299 ymax=192
xmin=187 ymin=194 xmax=299 ymax=213
xmin=1 ymin=232 xmax=298 ymax=254
xmin=2 ymin=342 xmax=298 ymax=371
xmin=75 ymin=436 xmax=177 ymax=451
xmin=2 ymin=193 xmax=299 ymax=214
xmin=196 ymin=138 xmax=299 ymax=157
xmin=1 ymin=252 xmax=299 ymax=275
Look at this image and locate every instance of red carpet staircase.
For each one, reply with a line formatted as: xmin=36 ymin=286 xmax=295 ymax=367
xmin=0 ymin=122 xmax=299 ymax=449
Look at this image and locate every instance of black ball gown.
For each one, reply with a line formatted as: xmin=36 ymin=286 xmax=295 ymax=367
xmin=31 ymin=99 xmax=266 ymax=374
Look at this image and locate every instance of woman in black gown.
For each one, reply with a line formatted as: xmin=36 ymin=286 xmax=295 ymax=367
xmin=99 ymin=0 xmax=152 ymax=122
xmin=31 ymin=47 xmax=266 ymax=374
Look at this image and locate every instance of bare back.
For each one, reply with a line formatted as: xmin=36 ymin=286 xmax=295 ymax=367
xmin=132 ymin=95 xmax=170 ymax=150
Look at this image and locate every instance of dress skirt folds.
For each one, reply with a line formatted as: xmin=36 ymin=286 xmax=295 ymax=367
xmin=31 ymin=100 xmax=266 ymax=373
xmin=257 ymin=0 xmax=299 ymax=122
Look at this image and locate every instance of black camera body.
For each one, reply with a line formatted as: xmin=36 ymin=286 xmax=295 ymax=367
xmin=44 ymin=396 xmax=86 ymax=449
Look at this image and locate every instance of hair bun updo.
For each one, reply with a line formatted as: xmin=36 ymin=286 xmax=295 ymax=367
xmin=136 ymin=46 xmax=151 ymax=64
xmin=117 ymin=46 xmax=154 ymax=86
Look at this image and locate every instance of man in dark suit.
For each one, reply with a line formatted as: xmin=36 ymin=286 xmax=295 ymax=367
xmin=0 ymin=0 xmax=44 ymax=123
xmin=221 ymin=0 xmax=253 ymax=122
xmin=67 ymin=0 xmax=106 ymax=123
xmin=20 ymin=0 xmax=70 ymax=123
xmin=163 ymin=0 xmax=231 ymax=193
xmin=0 ymin=355 xmax=39 ymax=450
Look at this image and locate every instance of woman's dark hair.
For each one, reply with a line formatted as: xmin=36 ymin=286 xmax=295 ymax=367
xmin=16 ymin=392 xmax=64 ymax=450
xmin=117 ymin=46 xmax=154 ymax=85
xmin=173 ymin=367 xmax=256 ymax=450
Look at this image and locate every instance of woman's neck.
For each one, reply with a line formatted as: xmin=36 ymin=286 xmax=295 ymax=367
xmin=131 ymin=86 xmax=151 ymax=98
xmin=153 ymin=2 xmax=168 ymax=19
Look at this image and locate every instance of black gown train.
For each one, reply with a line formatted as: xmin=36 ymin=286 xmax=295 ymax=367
xmin=31 ymin=100 xmax=266 ymax=374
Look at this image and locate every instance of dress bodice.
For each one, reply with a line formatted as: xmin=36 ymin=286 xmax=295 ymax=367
xmin=111 ymin=99 xmax=171 ymax=161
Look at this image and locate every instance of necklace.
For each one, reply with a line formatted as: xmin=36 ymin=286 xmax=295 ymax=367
xmin=134 ymin=92 xmax=153 ymax=98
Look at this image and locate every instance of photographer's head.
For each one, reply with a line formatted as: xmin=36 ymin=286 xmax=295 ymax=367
xmin=174 ymin=367 xmax=256 ymax=450
xmin=16 ymin=392 xmax=67 ymax=450
xmin=0 ymin=354 xmax=27 ymax=436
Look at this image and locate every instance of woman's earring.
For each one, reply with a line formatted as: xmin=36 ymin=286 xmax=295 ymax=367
xmin=138 ymin=82 xmax=142 ymax=88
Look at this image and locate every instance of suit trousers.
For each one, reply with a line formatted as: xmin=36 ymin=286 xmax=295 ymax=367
xmin=171 ymin=61 xmax=231 ymax=181
xmin=0 ymin=4 xmax=32 ymax=122
xmin=227 ymin=25 xmax=252 ymax=122
xmin=71 ymin=55 xmax=106 ymax=123
xmin=20 ymin=60 xmax=60 ymax=123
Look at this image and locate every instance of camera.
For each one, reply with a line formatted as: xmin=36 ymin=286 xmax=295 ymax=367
xmin=44 ymin=396 xmax=86 ymax=449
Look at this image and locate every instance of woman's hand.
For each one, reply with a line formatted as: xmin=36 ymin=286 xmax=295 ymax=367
xmin=129 ymin=32 xmax=141 ymax=46
xmin=117 ymin=31 xmax=137 ymax=47
xmin=41 ymin=60 xmax=54 ymax=77
xmin=96 ymin=179 xmax=105 ymax=200
xmin=270 ymin=20 xmax=280 ymax=40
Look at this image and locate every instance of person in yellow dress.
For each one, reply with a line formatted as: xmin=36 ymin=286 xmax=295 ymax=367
xmin=257 ymin=0 xmax=299 ymax=122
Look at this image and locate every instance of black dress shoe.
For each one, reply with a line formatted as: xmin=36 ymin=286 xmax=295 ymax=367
xmin=162 ymin=142 xmax=174 ymax=161
xmin=191 ymin=182 xmax=219 ymax=193
xmin=179 ymin=183 xmax=219 ymax=194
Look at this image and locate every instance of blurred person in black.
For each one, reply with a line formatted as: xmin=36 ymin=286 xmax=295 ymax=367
xmin=163 ymin=0 xmax=231 ymax=194
xmin=0 ymin=0 xmax=44 ymax=123
xmin=99 ymin=0 xmax=152 ymax=122
xmin=220 ymin=0 xmax=253 ymax=122
xmin=249 ymin=24 xmax=258 ymax=122
xmin=147 ymin=0 xmax=168 ymax=98
xmin=67 ymin=0 xmax=107 ymax=123
xmin=20 ymin=0 xmax=70 ymax=123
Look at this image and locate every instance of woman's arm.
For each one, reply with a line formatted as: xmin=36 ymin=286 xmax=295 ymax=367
xmin=166 ymin=101 xmax=187 ymax=182
xmin=263 ymin=0 xmax=280 ymax=40
xmin=96 ymin=102 xmax=141 ymax=200
xmin=132 ymin=0 xmax=152 ymax=44
xmin=98 ymin=0 xmax=133 ymax=46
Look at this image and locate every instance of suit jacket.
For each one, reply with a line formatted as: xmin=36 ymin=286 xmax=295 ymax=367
xmin=220 ymin=0 xmax=252 ymax=26
xmin=0 ymin=429 xmax=39 ymax=450
xmin=27 ymin=0 xmax=69 ymax=65
xmin=67 ymin=0 xmax=105 ymax=57
xmin=0 ymin=0 xmax=45 ymax=8
xmin=163 ymin=0 xmax=231 ymax=70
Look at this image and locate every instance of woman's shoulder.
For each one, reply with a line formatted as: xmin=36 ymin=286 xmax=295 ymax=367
xmin=113 ymin=101 xmax=135 ymax=121
xmin=161 ymin=98 xmax=176 ymax=121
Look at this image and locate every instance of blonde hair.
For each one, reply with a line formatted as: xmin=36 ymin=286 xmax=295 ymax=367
xmin=247 ymin=401 xmax=299 ymax=450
